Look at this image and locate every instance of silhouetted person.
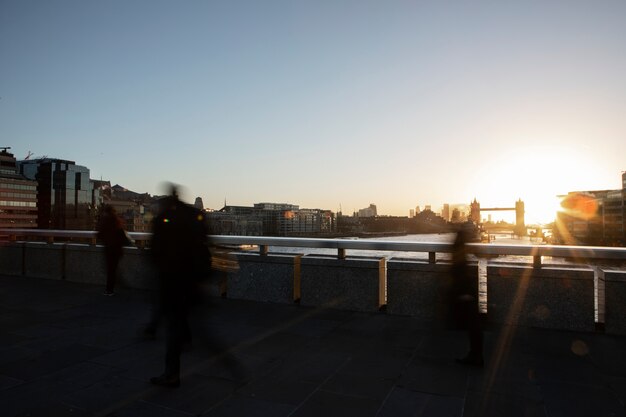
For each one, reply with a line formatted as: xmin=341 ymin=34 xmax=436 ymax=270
xmin=97 ymin=205 xmax=129 ymax=296
xmin=450 ymin=224 xmax=483 ymax=367
xmin=149 ymin=187 xmax=237 ymax=387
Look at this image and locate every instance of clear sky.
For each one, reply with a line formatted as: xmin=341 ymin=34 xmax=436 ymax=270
xmin=2 ymin=0 xmax=625 ymax=224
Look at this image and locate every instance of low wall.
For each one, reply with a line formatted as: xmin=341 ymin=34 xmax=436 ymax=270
xmin=65 ymin=244 xmax=107 ymax=285
xmin=118 ymin=247 xmax=159 ymax=291
xmin=605 ymin=271 xmax=626 ymax=335
xmin=228 ymin=253 xmax=301 ymax=304
xmin=1 ymin=242 xmax=620 ymax=334
xmin=387 ymin=258 xmax=465 ymax=325
xmin=23 ymin=243 xmax=65 ymax=280
xmin=0 ymin=242 xmax=24 ymax=276
xmin=300 ymin=256 xmax=384 ymax=312
xmin=487 ymin=265 xmax=595 ymax=332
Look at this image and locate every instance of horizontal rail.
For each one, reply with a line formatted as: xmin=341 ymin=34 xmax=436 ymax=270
xmin=2 ymin=228 xmax=626 ymax=263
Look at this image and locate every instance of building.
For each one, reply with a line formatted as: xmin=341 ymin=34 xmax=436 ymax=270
xmin=208 ymin=202 xmax=336 ymax=236
xmin=555 ymin=172 xmax=626 ymax=246
xmin=209 ymin=205 xmax=263 ymax=235
xmin=96 ymin=183 xmax=156 ymax=232
xmin=0 ymin=148 xmax=38 ymax=228
xmin=409 ymin=209 xmax=414 ymax=218
xmin=469 ymin=198 xmax=480 ymax=224
xmin=18 ymin=158 xmax=96 ymax=230
xmin=441 ymin=204 xmax=450 ymax=222
xmin=357 ymin=204 xmax=377 ymax=218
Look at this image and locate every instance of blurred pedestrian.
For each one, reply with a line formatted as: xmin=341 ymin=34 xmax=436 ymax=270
xmin=97 ymin=205 xmax=129 ymax=296
xmin=450 ymin=223 xmax=483 ymax=367
xmin=149 ymin=186 xmax=237 ymax=387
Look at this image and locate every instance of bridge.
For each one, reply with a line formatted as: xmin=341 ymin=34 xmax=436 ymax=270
xmin=1 ymin=229 xmax=626 ymax=416
xmin=471 ymin=198 xmax=526 ymax=235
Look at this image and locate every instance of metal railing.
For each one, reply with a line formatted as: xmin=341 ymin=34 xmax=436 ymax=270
xmin=2 ymin=228 xmax=625 ymax=267
xmin=3 ymin=228 xmax=626 ymax=328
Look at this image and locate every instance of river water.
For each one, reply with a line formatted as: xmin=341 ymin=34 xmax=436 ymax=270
xmin=269 ymin=232 xmax=570 ymax=266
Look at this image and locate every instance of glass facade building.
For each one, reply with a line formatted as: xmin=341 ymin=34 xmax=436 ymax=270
xmin=555 ymin=172 xmax=626 ymax=246
xmin=19 ymin=158 xmax=96 ymax=230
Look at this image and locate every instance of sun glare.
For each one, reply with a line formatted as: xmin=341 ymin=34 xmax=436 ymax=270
xmin=472 ymin=145 xmax=603 ymax=225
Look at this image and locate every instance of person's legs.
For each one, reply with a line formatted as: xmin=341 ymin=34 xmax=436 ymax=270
xmin=104 ymin=250 xmax=119 ymax=294
xmin=152 ymin=309 xmax=186 ymax=387
xmin=456 ymin=301 xmax=483 ymax=367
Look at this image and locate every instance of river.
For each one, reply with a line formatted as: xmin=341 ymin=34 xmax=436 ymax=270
xmin=269 ymin=232 xmax=571 ymax=266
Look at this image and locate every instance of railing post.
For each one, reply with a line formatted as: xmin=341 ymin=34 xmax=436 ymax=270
xmin=428 ymin=252 xmax=436 ymax=264
xmin=293 ymin=255 xmax=302 ymax=302
xmin=260 ymin=245 xmax=269 ymax=256
xmin=593 ymin=266 xmax=605 ymax=329
xmin=533 ymin=255 xmax=541 ymax=269
xmin=478 ymin=259 xmax=488 ymax=314
xmin=378 ymin=258 xmax=387 ymax=310
xmin=338 ymin=248 xmax=346 ymax=259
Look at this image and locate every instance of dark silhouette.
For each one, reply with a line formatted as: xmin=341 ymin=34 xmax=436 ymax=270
xmin=450 ymin=224 xmax=483 ymax=367
xmin=149 ymin=186 xmax=239 ymax=387
xmin=97 ymin=205 xmax=129 ymax=295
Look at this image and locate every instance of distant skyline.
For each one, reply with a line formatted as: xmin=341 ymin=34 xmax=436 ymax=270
xmin=2 ymin=1 xmax=625 ymax=225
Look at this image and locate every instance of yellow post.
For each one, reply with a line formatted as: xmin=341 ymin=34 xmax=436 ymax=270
xmin=378 ymin=258 xmax=387 ymax=309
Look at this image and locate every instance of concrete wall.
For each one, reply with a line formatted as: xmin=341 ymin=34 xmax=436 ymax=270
xmin=300 ymin=255 xmax=384 ymax=312
xmin=0 ymin=242 xmax=615 ymax=333
xmin=0 ymin=242 xmax=24 ymax=276
xmin=487 ymin=265 xmax=595 ymax=332
xmin=605 ymin=271 xmax=626 ymax=335
xmin=118 ymin=247 xmax=159 ymax=291
xmin=227 ymin=253 xmax=300 ymax=304
xmin=65 ymin=244 xmax=107 ymax=285
xmin=387 ymin=259 xmax=467 ymax=325
xmin=60 ymin=244 xmax=159 ymax=290
xmin=23 ymin=243 xmax=64 ymax=280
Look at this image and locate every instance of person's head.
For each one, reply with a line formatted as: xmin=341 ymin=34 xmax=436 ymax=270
xmin=103 ymin=205 xmax=116 ymax=216
xmin=168 ymin=183 xmax=179 ymax=200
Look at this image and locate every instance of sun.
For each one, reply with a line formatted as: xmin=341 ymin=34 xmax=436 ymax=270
xmin=471 ymin=145 xmax=602 ymax=225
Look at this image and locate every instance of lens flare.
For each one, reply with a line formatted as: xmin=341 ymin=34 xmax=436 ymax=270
xmin=559 ymin=193 xmax=598 ymax=220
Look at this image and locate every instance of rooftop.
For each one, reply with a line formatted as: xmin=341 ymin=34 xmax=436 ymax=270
xmin=1 ymin=274 xmax=625 ymax=416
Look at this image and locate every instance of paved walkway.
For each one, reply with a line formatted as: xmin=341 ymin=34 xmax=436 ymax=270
xmin=1 ymin=274 xmax=625 ymax=417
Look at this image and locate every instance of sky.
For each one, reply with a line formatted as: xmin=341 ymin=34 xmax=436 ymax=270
xmin=1 ymin=0 xmax=625 ymax=225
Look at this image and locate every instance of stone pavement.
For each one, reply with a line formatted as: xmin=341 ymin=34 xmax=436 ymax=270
xmin=1 ymin=274 xmax=625 ymax=417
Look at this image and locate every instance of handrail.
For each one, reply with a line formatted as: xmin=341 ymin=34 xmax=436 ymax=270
xmin=2 ymin=228 xmax=626 ymax=264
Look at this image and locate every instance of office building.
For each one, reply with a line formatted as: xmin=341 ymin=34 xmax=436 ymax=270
xmin=555 ymin=172 xmax=626 ymax=246
xmin=357 ymin=204 xmax=377 ymax=218
xmin=19 ymin=158 xmax=96 ymax=230
xmin=209 ymin=202 xmax=335 ymax=236
xmin=0 ymin=148 xmax=38 ymax=228
xmin=442 ymin=204 xmax=450 ymax=222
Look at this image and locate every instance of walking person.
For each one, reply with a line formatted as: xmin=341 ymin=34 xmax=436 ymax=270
xmin=97 ymin=205 xmax=130 ymax=296
xmin=450 ymin=223 xmax=484 ymax=367
xmin=149 ymin=187 xmax=212 ymax=387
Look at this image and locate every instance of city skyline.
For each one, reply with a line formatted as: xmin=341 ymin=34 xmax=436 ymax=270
xmin=2 ymin=1 xmax=625 ymax=225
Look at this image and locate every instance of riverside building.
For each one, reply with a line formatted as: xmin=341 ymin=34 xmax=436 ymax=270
xmin=18 ymin=158 xmax=97 ymax=230
xmin=0 ymin=148 xmax=38 ymax=228
xmin=555 ymin=172 xmax=626 ymax=246
xmin=208 ymin=203 xmax=335 ymax=236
